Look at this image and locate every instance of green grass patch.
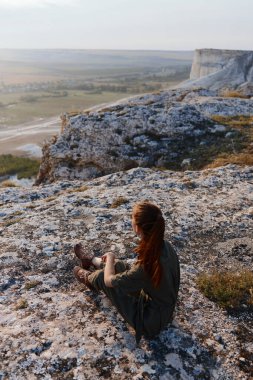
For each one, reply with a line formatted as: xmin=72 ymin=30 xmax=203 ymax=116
xmin=0 ymin=154 xmax=40 ymax=179
xmin=0 ymin=90 xmax=135 ymax=126
xmin=196 ymin=270 xmax=253 ymax=309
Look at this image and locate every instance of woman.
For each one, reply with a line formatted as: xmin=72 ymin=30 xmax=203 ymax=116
xmin=74 ymin=201 xmax=180 ymax=343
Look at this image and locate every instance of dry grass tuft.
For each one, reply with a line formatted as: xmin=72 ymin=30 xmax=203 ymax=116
xmin=196 ymin=270 xmax=253 ymax=309
xmin=25 ymin=280 xmax=42 ymax=290
xmin=26 ymin=203 xmax=38 ymax=209
xmin=220 ymin=89 xmax=250 ymax=99
xmin=66 ymin=185 xmax=89 ymax=193
xmin=0 ymin=180 xmax=18 ymax=188
xmin=45 ymin=196 xmax=57 ymax=203
xmin=110 ymin=196 xmax=129 ymax=208
xmin=2 ymin=217 xmax=24 ymax=227
xmin=210 ymin=115 xmax=253 ymax=128
xmin=181 ymin=179 xmax=196 ymax=189
xmin=206 ymin=115 xmax=253 ymax=168
xmin=206 ymin=152 xmax=253 ymax=168
xmin=16 ymin=299 xmax=28 ymax=310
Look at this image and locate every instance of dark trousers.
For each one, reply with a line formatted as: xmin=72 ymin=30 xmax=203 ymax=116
xmin=88 ymin=260 xmax=138 ymax=329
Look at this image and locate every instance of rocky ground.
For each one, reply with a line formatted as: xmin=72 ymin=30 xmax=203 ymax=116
xmin=36 ymin=87 xmax=253 ymax=184
xmin=1 ymin=164 xmax=253 ymax=379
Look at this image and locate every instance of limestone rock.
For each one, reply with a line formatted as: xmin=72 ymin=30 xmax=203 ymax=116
xmin=1 ymin=165 xmax=253 ymax=379
xmin=179 ymin=48 xmax=253 ymax=96
xmin=36 ymin=88 xmax=253 ymax=184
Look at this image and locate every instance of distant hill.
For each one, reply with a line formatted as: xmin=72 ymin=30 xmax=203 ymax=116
xmin=0 ymin=49 xmax=193 ymax=69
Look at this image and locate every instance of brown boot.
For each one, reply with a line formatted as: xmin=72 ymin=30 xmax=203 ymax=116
xmin=73 ymin=266 xmax=94 ymax=290
xmin=74 ymin=243 xmax=94 ymax=269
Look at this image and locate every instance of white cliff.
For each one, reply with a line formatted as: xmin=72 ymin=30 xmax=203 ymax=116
xmin=179 ymin=49 xmax=253 ymax=95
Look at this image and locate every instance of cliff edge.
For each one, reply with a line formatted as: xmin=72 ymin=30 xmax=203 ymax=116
xmin=36 ymin=87 xmax=253 ymax=184
xmin=179 ymin=48 xmax=253 ymax=95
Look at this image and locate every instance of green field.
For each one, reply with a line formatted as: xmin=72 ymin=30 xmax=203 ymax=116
xmin=0 ymin=154 xmax=40 ymax=179
xmin=0 ymin=90 xmax=136 ymax=126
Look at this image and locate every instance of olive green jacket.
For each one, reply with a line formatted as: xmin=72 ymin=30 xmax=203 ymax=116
xmin=111 ymin=240 xmax=180 ymax=342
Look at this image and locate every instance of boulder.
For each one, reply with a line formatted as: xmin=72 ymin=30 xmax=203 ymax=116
xmin=36 ymin=88 xmax=253 ymax=184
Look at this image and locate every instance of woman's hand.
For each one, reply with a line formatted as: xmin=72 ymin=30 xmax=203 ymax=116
xmin=101 ymin=252 xmax=115 ymax=263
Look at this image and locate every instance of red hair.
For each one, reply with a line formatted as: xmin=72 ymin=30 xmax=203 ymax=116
xmin=133 ymin=201 xmax=165 ymax=288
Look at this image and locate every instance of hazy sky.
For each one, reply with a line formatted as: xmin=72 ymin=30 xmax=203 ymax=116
xmin=0 ymin=0 xmax=252 ymax=51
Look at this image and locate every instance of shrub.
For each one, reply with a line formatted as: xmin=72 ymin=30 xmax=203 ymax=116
xmin=196 ymin=270 xmax=253 ymax=309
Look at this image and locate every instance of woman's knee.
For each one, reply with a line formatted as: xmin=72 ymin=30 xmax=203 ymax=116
xmin=88 ymin=269 xmax=105 ymax=290
xmin=114 ymin=260 xmax=129 ymax=273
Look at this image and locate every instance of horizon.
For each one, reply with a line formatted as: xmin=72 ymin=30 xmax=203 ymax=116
xmin=0 ymin=47 xmax=194 ymax=52
xmin=0 ymin=0 xmax=252 ymax=51
xmin=0 ymin=47 xmax=252 ymax=52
